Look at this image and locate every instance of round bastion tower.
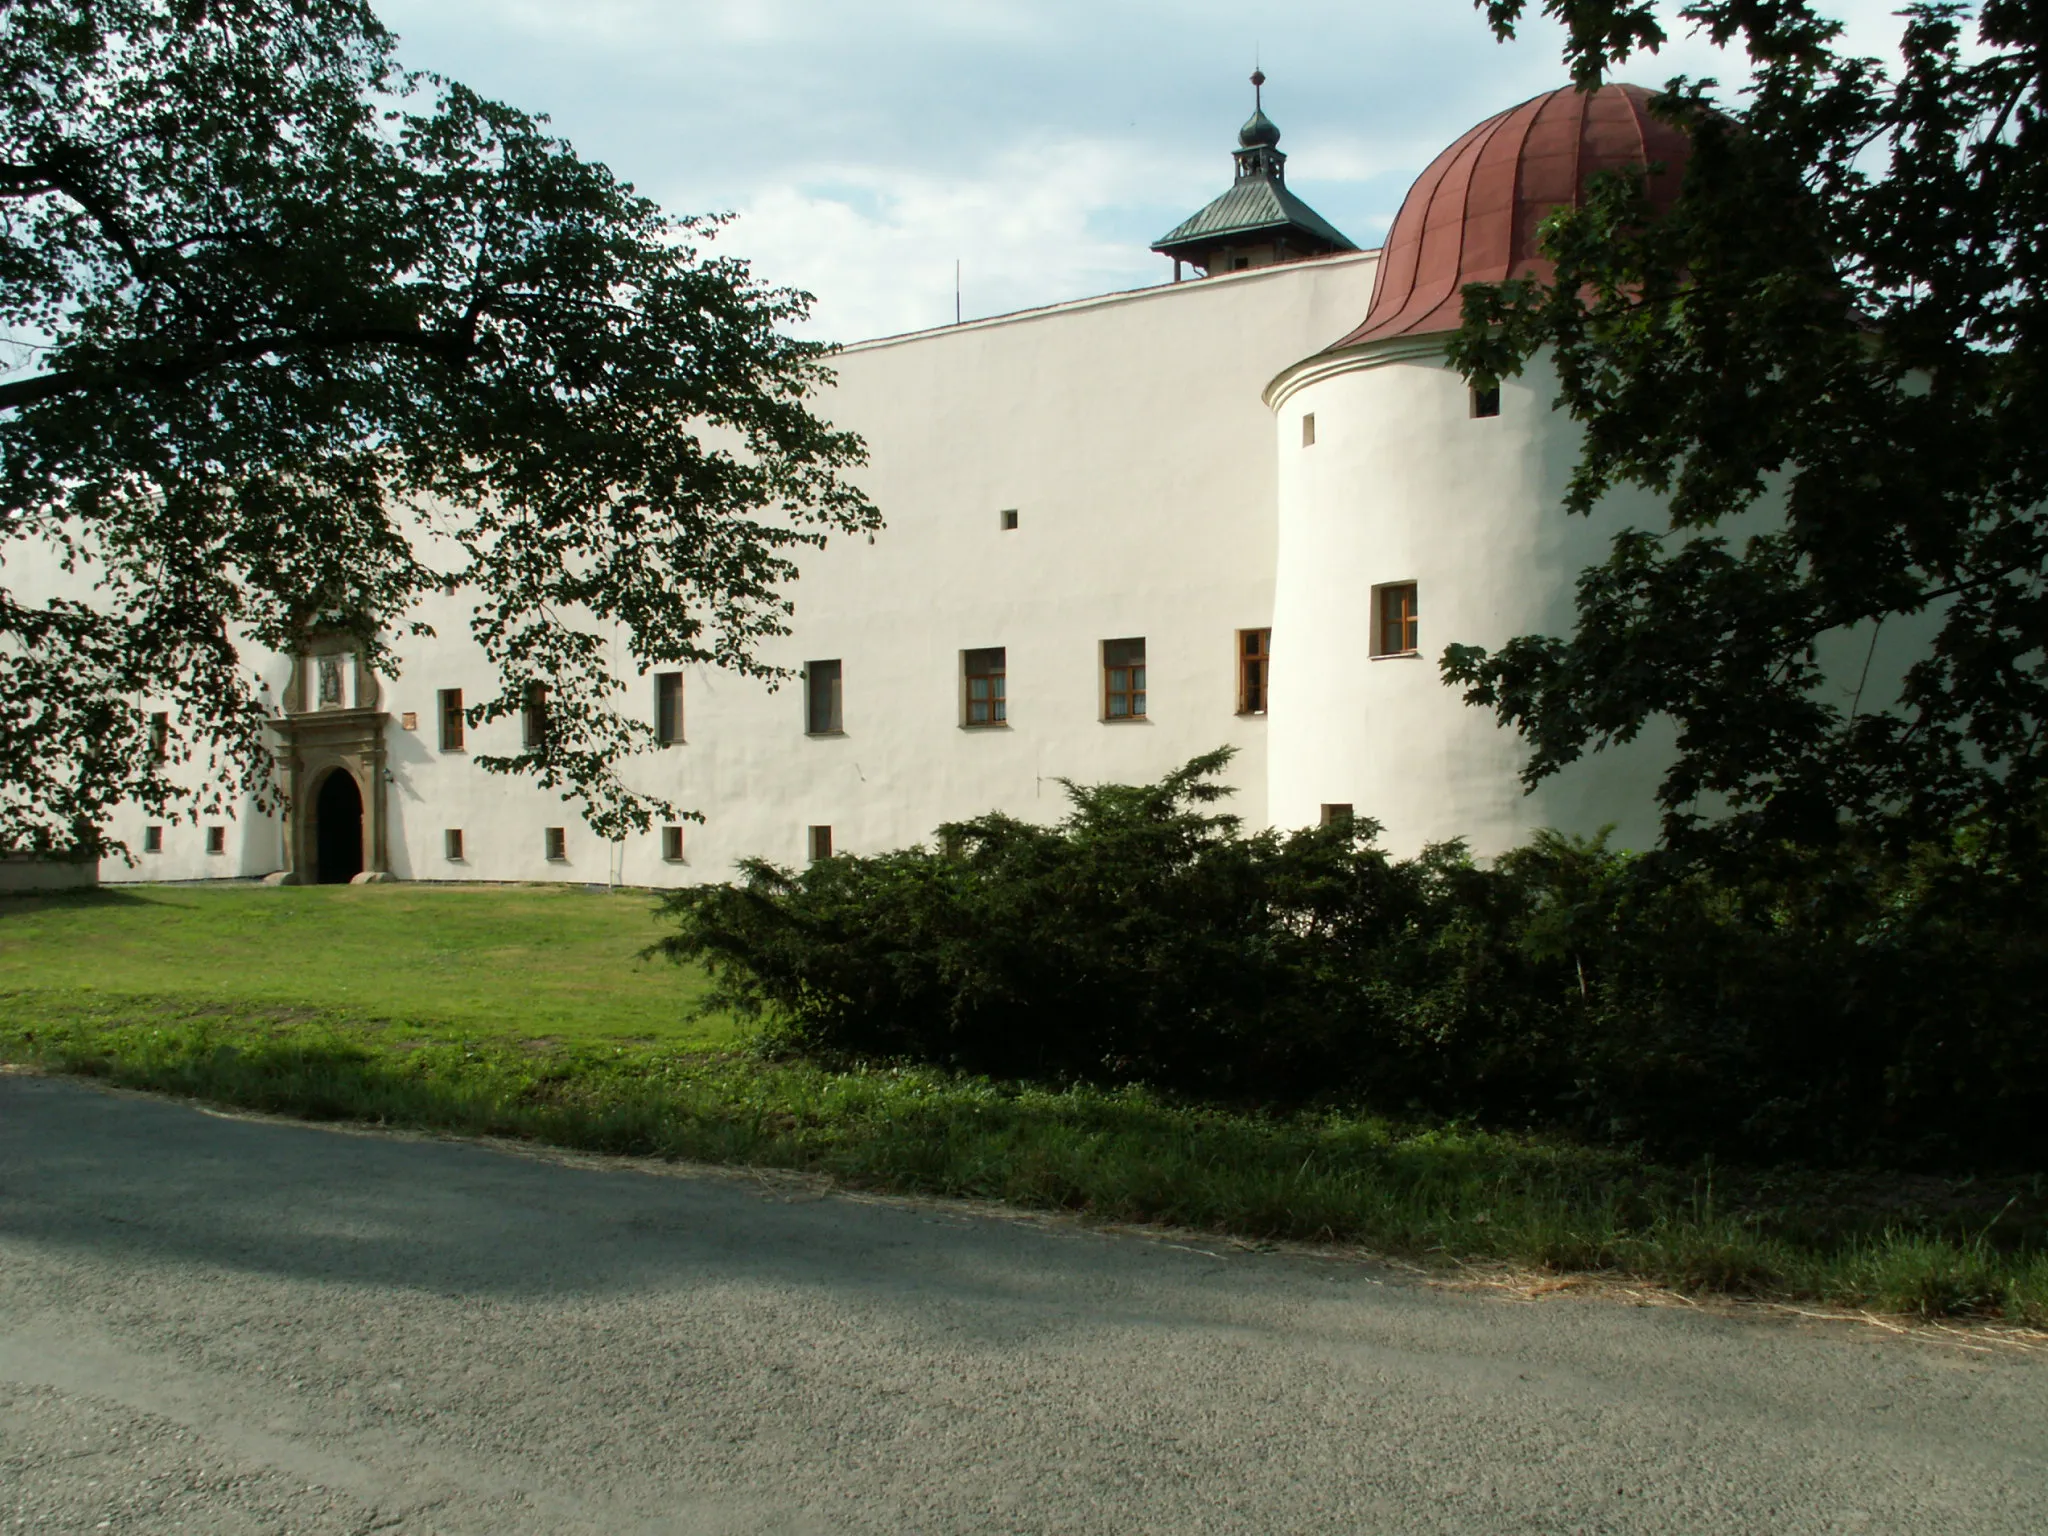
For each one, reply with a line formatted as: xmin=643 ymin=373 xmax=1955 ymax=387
xmin=1265 ymin=83 xmax=1691 ymax=857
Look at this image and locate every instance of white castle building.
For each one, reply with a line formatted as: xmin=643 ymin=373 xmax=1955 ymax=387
xmin=27 ymin=80 xmax=1725 ymax=889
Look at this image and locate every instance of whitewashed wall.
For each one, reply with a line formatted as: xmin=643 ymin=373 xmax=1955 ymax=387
xmin=592 ymin=252 xmax=1383 ymax=883
xmin=15 ymin=249 xmax=1927 ymax=884
xmin=67 ymin=252 xmax=1380 ymax=885
xmin=1267 ymin=337 xmax=1676 ymax=857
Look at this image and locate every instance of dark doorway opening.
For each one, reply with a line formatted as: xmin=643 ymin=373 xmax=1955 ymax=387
xmin=315 ymin=769 xmax=364 ymax=884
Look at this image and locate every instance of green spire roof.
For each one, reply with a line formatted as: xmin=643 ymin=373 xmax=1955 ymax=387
xmin=1152 ymin=71 xmax=1357 ymax=267
xmin=1152 ymin=175 xmax=1357 ymax=257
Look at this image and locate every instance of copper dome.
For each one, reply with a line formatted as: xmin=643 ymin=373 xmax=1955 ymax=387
xmin=1333 ymin=83 xmax=1690 ymax=350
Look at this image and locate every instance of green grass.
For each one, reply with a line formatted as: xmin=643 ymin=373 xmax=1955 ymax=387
xmin=0 ymin=883 xmax=732 ymax=1047
xmin=3 ymin=883 xmax=2043 ymax=1327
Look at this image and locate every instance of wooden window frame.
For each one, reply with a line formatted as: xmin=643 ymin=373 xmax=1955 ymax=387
xmin=1102 ymin=637 xmax=1146 ymax=720
xmin=544 ymin=826 xmax=567 ymax=863
xmin=438 ymin=688 xmax=465 ymax=752
xmin=205 ymin=825 xmax=225 ymax=855
xmin=143 ymin=825 xmax=163 ymax=853
xmin=1372 ymin=583 xmax=1420 ymax=658
xmin=963 ymin=647 xmax=1006 ymax=727
xmin=1237 ymin=628 xmax=1271 ymax=715
xmin=654 ymin=672 xmax=684 ymax=746
xmin=805 ymin=660 xmax=844 ymax=735
xmin=807 ymin=824 xmax=833 ymax=862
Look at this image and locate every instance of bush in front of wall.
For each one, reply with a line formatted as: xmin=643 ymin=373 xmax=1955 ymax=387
xmin=657 ymin=751 xmax=2048 ymax=1166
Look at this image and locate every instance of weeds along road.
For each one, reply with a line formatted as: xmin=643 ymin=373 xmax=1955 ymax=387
xmin=2 ymin=1075 xmax=2042 ymax=1536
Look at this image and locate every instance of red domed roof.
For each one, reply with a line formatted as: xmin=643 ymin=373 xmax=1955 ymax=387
xmin=1332 ymin=83 xmax=1690 ymax=349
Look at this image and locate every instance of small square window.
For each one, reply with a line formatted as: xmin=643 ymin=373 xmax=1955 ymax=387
xmin=544 ymin=826 xmax=567 ymax=862
xmin=1237 ymin=628 xmax=1271 ymax=715
xmin=401 ymin=711 xmax=418 ymax=731
xmin=148 ymin=711 xmax=169 ymax=761
xmin=1103 ymin=637 xmax=1146 ymax=720
xmin=662 ymin=825 xmax=685 ymax=862
xmin=1000 ymin=508 xmax=1019 ymax=531
xmin=438 ymin=688 xmax=465 ymax=751
xmin=654 ymin=671 xmax=684 ymax=745
xmin=445 ymin=828 xmax=465 ymax=861
xmin=143 ymin=825 xmax=163 ymax=853
xmin=1320 ymin=803 xmax=1354 ymax=827
xmin=205 ymin=825 xmax=225 ymax=855
xmin=1301 ymin=413 xmax=1316 ymax=448
xmin=1470 ymin=384 xmax=1501 ymax=418
xmin=808 ymin=824 xmax=833 ymax=862
xmin=963 ymin=647 xmax=1006 ymax=727
xmin=1372 ymin=583 xmax=1420 ymax=657
xmin=806 ymin=660 xmax=844 ymax=735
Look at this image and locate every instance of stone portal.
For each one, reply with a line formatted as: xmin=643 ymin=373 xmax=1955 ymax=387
xmin=265 ymin=635 xmax=392 ymax=884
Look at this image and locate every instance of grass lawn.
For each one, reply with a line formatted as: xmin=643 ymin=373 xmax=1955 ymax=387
xmin=3 ymin=881 xmax=2043 ymax=1327
xmin=0 ymin=882 xmax=732 ymax=1047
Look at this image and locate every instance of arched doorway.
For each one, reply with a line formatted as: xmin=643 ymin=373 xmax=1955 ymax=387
xmin=314 ymin=768 xmax=364 ymax=884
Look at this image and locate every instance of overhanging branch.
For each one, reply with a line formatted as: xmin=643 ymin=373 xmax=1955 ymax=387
xmin=0 ymin=320 xmax=479 ymax=412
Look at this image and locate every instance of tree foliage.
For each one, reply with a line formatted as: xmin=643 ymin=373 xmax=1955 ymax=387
xmin=1448 ymin=0 xmax=2048 ymax=855
xmin=0 ymin=0 xmax=878 ymax=855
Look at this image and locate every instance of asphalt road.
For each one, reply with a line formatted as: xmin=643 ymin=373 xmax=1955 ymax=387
xmin=1 ymin=1073 xmax=2043 ymax=1535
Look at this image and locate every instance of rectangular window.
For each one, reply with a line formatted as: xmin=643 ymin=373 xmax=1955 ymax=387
xmin=205 ymin=825 xmax=225 ymax=855
xmin=522 ymin=683 xmax=548 ymax=751
xmin=654 ymin=672 xmax=683 ymax=745
xmin=544 ymin=826 xmax=567 ymax=862
xmin=1103 ymin=637 xmax=1146 ymax=720
xmin=401 ymin=711 xmax=418 ymax=731
xmin=1373 ymin=583 xmax=1420 ymax=657
xmin=143 ymin=825 xmax=163 ymax=853
xmin=438 ymin=688 xmax=464 ymax=751
xmin=1321 ymin=803 xmax=1355 ymax=827
xmin=662 ymin=825 xmax=685 ymax=862
xmin=148 ymin=711 xmax=169 ymax=761
xmin=806 ymin=660 xmax=843 ymax=735
xmin=808 ymin=824 xmax=833 ymax=862
xmin=1000 ymin=508 xmax=1019 ymax=531
xmin=1471 ymin=383 xmax=1501 ymax=418
xmin=963 ymin=647 xmax=1006 ymax=727
xmin=1237 ymin=628 xmax=1271 ymax=715
xmin=445 ymin=828 xmax=465 ymax=861
xmin=1301 ymin=413 xmax=1316 ymax=447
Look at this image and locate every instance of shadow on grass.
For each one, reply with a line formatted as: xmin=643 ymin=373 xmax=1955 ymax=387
xmin=4 ymin=1011 xmax=2044 ymax=1327
xmin=0 ymin=886 xmax=168 ymax=918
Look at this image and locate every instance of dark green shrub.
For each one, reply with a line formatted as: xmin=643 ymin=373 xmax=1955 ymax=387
xmin=659 ymin=753 xmax=2048 ymax=1165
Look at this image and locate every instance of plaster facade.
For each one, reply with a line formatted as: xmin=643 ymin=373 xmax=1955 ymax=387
xmin=18 ymin=82 xmax=1859 ymax=887
xmin=24 ymin=247 xmax=1695 ymax=887
xmin=1267 ymin=336 xmax=1674 ymax=853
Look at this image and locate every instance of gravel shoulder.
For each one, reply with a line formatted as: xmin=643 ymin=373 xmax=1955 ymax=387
xmin=3 ymin=1073 xmax=2044 ymax=1535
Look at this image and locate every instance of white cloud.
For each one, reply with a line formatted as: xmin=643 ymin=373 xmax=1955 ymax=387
xmin=371 ymin=0 xmax=1949 ymax=346
xmin=727 ymin=136 xmax=1200 ymax=341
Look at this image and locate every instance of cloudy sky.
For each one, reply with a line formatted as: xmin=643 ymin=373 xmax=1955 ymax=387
xmin=374 ymin=0 xmax=1912 ymax=344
